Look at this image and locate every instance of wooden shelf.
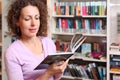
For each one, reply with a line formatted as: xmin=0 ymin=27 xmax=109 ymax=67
xmin=52 ymin=15 xmax=74 ymax=18
xmin=110 ymin=71 xmax=120 ymax=74
xmin=52 ymin=32 xmax=107 ymax=37
xmin=52 ymin=15 xmax=107 ymax=18
xmin=71 ymin=53 xmax=106 ymax=62
xmin=109 ymin=3 xmax=120 ymax=6
xmin=109 ymin=51 xmax=120 ymax=55
xmin=61 ymin=76 xmax=82 ymax=80
xmin=52 ymin=32 xmax=74 ymax=35
xmin=82 ymin=15 xmax=107 ymax=18
xmin=61 ymin=75 xmax=91 ymax=80
xmin=82 ymin=33 xmax=107 ymax=37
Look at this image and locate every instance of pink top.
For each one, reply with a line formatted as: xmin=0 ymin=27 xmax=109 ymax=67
xmin=4 ymin=36 xmax=60 ymax=80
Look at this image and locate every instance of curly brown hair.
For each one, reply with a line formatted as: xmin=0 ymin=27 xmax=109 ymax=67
xmin=7 ymin=0 xmax=48 ymax=37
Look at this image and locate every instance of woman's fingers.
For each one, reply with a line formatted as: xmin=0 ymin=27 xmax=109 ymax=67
xmin=47 ymin=59 xmax=69 ymax=76
xmin=55 ymin=61 xmax=64 ymax=66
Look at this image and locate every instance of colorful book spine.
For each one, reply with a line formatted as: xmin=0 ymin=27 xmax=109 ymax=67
xmin=98 ymin=1 xmax=102 ymax=16
xmin=65 ymin=2 xmax=69 ymax=15
xmin=60 ymin=2 xmax=65 ymax=15
xmin=82 ymin=2 xmax=87 ymax=15
xmin=54 ymin=1 xmax=106 ymax=16
xmin=76 ymin=2 xmax=81 ymax=16
xmin=57 ymin=2 xmax=61 ymax=15
xmin=54 ymin=2 xmax=56 ymax=15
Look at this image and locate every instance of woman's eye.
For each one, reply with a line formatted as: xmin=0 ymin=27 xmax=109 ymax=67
xmin=24 ymin=18 xmax=30 ymax=21
xmin=35 ymin=17 xmax=40 ymax=20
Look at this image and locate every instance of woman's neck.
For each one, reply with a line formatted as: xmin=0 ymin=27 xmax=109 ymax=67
xmin=20 ymin=36 xmax=39 ymax=46
xmin=20 ymin=36 xmax=43 ymax=55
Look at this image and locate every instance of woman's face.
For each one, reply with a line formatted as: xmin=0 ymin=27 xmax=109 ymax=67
xmin=16 ymin=5 xmax=40 ymax=38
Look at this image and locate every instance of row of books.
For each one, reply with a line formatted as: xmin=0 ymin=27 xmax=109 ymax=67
xmin=78 ymin=42 xmax=106 ymax=59
xmin=110 ymin=43 xmax=120 ymax=51
xmin=110 ymin=61 xmax=120 ymax=68
xmin=110 ymin=43 xmax=120 ymax=76
xmin=54 ymin=1 xmax=106 ymax=16
xmin=56 ymin=18 xmax=106 ymax=34
xmin=80 ymin=42 xmax=106 ymax=54
xmin=55 ymin=39 xmax=106 ymax=59
xmin=55 ymin=39 xmax=106 ymax=53
xmin=54 ymin=33 xmax=87 ymax=53
xmin=64 ymin=63 xmax=106 ymax=80
xmin=55 ymin=39 xmax=69 ymax=52
xmin=111 ymin=55 xmax=120 ymax=62
xmin=110 ymin=55 xmax=120 ymax=72
xmin=112 ymin=74 xmax=120 ymax=80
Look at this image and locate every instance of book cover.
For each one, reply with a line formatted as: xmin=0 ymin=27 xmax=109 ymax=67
xmin=58 ymin=2 xmax=61 ymax=15
xmin=95 ymin=2 xmax=99 ymax=15
xmin=55 ymin=39 xmax=60 ymax=51
xmin=76 ymin=2 xmax=81 ymax=16
xmin=92 ymin=63 xmax=100 ymax=79
xmin=89 ymin=63 xmax=98 ymax=79
xmin=77 ymin=19 xmax=82 ymax=30
xmin=54 ymin=2 xmax=56 ymax=15
xmin=34 ymin=52 xmax=73 ymax=70
xmin=71 ymin=64 xmax=81 ymax=77
xmin=69 ymin=5 xmax=72 ymax=15
xmin=60 ymin=2 xmax=65 ymax=15
xmin=81 ymin=43 xmax=91 ymax=54
xmin=82 ymin=2 xmax=87 ymax=15
xmin=98 ymin=66 xmax=103 ymax=80
xmin=61 ymin=19 xmax=66 ymax=29
xmin=67 ymin=64 xmax=77 ymax=77
xmin=65 ymin=2 xmax=69 ymax=15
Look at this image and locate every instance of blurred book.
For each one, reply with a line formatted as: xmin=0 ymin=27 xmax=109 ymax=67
xmin=110 ymin=43 xmax=120 ymax=51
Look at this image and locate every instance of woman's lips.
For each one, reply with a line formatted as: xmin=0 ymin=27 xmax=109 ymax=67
xmin=29 ymin=29 xmax=37 ymax=33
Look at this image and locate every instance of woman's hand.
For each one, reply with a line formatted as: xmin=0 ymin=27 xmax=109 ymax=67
xmin=45 ymin=59 xmax=69 ymax=78
xmin=36 ymin=59 xmax=69 ymax=80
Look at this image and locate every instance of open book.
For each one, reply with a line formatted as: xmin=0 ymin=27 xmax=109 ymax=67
xmin=34 ymin=52 xmax=73 ymax=69
xmin=69 ymin=34 xmax=87 ymax=53
xmin=34 ymin=34 xmax=87 ymax=69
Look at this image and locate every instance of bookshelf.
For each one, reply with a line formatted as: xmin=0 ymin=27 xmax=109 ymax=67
xmin=4 ymin=0 xmax=120 ymax=80
xmin=48 ymin=0 xmax=107 ymax=80
xmin=107 ymin=0 xmax=120 ymax=80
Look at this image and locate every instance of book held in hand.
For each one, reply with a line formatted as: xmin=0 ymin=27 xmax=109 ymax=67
xmin=34 ymin=52 xmax=73 ymax=70
xmin=34 ymin=34 xmax=87 ymax=70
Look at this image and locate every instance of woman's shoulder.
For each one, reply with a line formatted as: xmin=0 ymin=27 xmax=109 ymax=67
xmin=7 ymin=40 xmax=20 ymax=49
xmin=5 ymin=40 xmax=21 ymax=55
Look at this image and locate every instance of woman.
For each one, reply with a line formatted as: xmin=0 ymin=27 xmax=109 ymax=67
xmin=4 ymin=0 xmax=68 ymax=80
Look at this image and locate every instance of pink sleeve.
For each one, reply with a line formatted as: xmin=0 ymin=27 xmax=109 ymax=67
xmin=4 ymin=48 xmax=24 ymax=80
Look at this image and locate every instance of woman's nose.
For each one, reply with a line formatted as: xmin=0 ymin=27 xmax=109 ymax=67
xmin=31 ymin=19 xmax=36 ymax=27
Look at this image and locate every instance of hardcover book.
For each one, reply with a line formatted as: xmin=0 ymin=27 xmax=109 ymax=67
xmin=34 ymin=34 xmax=87 ymax=70
xmin=34 ymin=52 xmax=73 ymax=69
